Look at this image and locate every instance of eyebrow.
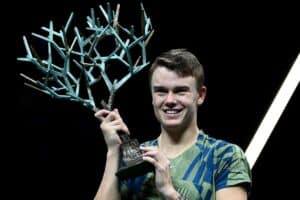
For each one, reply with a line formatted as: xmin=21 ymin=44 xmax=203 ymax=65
xmin=173 ymin=86 xmax=190 ymax=92
xmin=152 ymin=86 xmax=190 ymax=92
xmin=152 ymin=86 xmax=167 ymax=92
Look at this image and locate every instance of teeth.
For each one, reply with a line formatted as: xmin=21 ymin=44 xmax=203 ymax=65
xmin=165 ymin=110 xmax=179 ymax=114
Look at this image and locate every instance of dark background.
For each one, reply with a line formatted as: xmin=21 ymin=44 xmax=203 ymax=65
xmin=14 ymin=0 xmax=299 ymax=199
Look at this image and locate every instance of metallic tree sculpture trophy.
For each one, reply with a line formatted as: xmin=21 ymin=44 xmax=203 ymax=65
xmin=17 ymin=3 xmax=154 ymax=180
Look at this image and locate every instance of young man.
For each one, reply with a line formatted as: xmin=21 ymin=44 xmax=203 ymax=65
xmin=94 ymin=49 xmax=252 ymax=200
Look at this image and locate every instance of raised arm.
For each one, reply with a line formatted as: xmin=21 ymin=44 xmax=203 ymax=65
xmin=94 ymin=109 xmax=129 ymax=200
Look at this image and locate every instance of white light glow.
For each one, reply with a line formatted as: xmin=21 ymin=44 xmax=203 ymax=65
xmin=246 ymin=53 xmax=300 ymax=169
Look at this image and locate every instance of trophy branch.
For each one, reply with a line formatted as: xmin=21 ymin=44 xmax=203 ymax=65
xmin=17 ymin=2 xmax=155 ymax=180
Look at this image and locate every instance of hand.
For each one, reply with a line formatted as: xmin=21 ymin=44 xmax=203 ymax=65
xmin=94 ymin=109 xmax=129 ymax=150
xmin=141 ymin=146 xmax=178 ymax=199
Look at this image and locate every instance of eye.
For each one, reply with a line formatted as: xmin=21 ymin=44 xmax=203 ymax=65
xmin=156 ymin=91 xmax=167 ymax=97
xmin=174 ymin=87 xmax=189 ymax=95
xmin=177 ymin=91 xmax=186 ymax=96
xmin=153 ymin=87 xmax=168 ymax=96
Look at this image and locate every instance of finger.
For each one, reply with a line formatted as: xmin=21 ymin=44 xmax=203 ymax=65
xmin=106 ymin=118 xmax=130 ymax=135
xmin=140 ymin=147 xmax=161 ymax=160
xmin=142 ymin=155 xmax=158 ymax=167
xmin=143 ymin=155 xmax=171 ymax=171
xmin=112 ymin=109 xmax=130 ymax=134
xmin=94 ymin=109 xmax=110 ymax=121
xmin=101 ymin=110 xmax=121 ymax=123
xmin=111 ymin=109 xmax=123 ymax=121
xmin=108 ymin=120 xmax=124 ymax=128
xmin=140 ymin=146 xmax=158 ymax=152
xmin=142 ymin=150 xmax=159 ymax=157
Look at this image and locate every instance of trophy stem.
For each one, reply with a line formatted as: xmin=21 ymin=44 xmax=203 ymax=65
xmin=118 ymin=131 xmax=130 ymax=142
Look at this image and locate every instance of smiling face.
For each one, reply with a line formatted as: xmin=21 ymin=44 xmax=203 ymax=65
xmin=151 ymin=67 xmax=206 ymax=132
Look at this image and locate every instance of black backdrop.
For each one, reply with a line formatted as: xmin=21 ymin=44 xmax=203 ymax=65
xmin=14 ymin=0 xmax=299 ymax=199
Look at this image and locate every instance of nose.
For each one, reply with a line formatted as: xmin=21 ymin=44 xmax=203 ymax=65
xmin=165 ymin=92 xmax=177 ymax=105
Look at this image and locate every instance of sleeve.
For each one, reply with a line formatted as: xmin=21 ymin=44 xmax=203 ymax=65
xmin=215 ymin=144 xmax=252 ymax=193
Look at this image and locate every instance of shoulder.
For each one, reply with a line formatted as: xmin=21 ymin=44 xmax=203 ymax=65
xmin=214 ymin=139 xmax=246 ymax=160
xmin=203 ymin=136 xmax=252 ymax=193
xmin=201 ymin=132 xmax=246 ymax=160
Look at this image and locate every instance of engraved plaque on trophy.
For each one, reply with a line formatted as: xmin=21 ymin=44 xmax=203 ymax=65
xmin=17 ymin=2 xmax=154 ymax=180
xmin=116 ymin=131 xmax=154 ymax=179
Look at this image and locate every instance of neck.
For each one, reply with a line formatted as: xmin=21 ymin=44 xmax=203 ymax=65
xmin=158 ymin=124 xmax=200 ymax=158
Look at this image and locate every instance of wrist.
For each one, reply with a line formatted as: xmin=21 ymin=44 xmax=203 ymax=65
xmin=107 ymin=147 xmax=120 ymax=157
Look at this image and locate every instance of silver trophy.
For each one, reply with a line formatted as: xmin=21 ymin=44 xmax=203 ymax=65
xmin=17 ymin=2 xmax=154 ymax=180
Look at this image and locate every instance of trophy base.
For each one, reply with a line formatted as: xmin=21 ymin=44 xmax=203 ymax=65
xmin=116 ymin=160 xmax=154 ymax=180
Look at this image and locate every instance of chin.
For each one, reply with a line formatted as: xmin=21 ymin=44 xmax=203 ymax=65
xmin=161 ymin=120 xmax=182 ymax=128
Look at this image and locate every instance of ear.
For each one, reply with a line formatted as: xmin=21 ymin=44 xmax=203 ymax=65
xmin=197 ymin=86 xmax=207 ymax=105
